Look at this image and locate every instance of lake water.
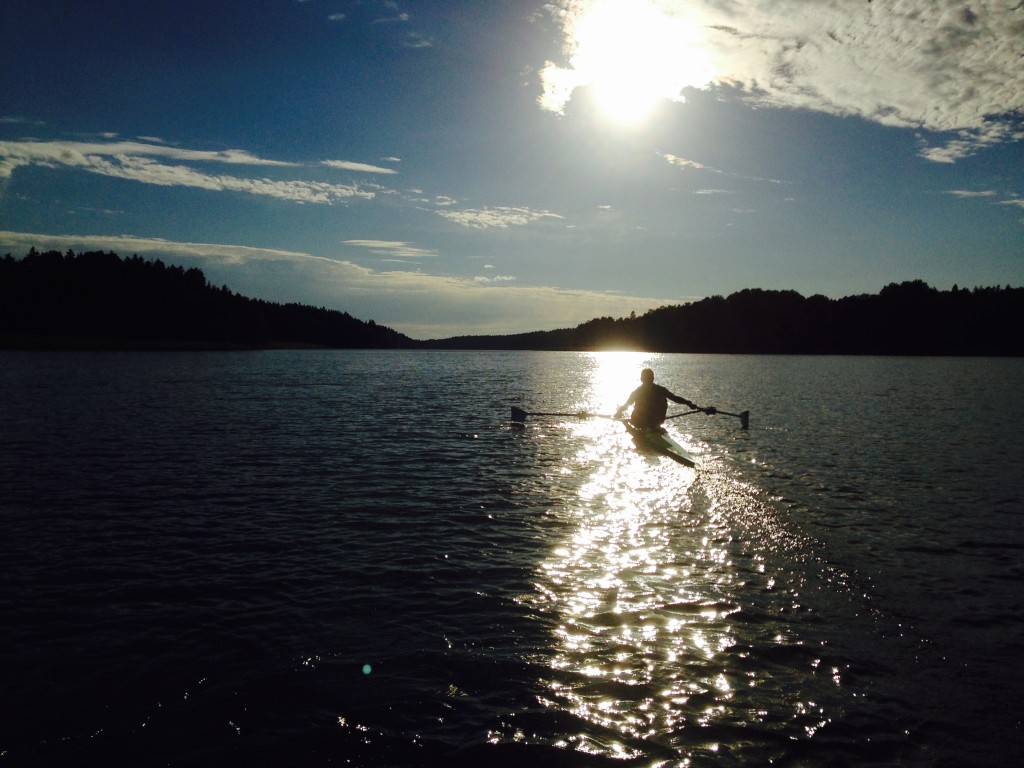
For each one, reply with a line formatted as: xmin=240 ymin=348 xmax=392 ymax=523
xmin=1 ymin=350 xmax=1021 ymax=767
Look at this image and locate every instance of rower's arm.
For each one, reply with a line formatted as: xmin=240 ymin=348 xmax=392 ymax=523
xmin=668 ymin=391 xmax=697 ymax=409
xmin=615 ymin=390 xmax=637 ymax=417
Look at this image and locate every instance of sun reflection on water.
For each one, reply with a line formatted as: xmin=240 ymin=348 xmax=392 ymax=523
xmin=525 ymin=353 xmax=754 ymax=755
xmin=508 ymin=352 xmax=838 ymax=761
xmin=575 ymin=350 xmax=654 ymax=414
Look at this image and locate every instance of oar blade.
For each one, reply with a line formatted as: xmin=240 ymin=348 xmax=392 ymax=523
xmin=511 ymin=406 xmax=528 ymax=423
xmin=740 ymin=410 xmax=750 ymax=430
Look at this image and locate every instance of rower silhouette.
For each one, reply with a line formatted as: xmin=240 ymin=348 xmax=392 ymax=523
xmin=615 ymin=368 xmax=695 ymax=430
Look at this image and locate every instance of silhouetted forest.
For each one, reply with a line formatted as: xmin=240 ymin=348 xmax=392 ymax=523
xmin=0 ymin=249 xmax=415 ymax=349
xmin=432 ymin=282 xmax=1024 ymax=355
xmin=1 ymin=249 xmax=1021 ymax=354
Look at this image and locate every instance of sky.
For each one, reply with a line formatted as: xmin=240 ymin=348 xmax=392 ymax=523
xmin=1 ymin=0 xmax=1022 ymax=339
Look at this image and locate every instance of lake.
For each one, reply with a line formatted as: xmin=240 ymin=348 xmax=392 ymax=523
xmin=1 ymin=350 xmax=1021 ymax=767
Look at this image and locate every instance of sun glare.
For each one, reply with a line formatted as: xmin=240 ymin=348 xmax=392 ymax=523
xmin=542 ymin=0 xmax=716 ymax=125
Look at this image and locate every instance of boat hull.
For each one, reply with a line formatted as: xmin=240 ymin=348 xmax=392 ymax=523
xmin=622 ymin=422 xmax=696 ymax=467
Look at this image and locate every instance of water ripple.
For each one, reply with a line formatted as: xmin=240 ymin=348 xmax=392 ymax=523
xmin=1 ymin=351 xmax=1021 ymax=766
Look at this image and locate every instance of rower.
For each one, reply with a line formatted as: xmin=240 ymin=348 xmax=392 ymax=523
xmin=615 ymin=368 xmax=697 ymax=430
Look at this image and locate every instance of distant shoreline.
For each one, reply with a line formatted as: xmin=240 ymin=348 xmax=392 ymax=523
xmin=4 ymin=335 xmax=1022 ymax=357
xmin=4 ymin=249 xmax=1023 ymax=355
xmin=0 ymin=334 xmax=327 ymax=352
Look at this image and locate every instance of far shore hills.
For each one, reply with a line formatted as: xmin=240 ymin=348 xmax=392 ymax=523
xmin=2 ymin=248 xmax=1021 ymax=355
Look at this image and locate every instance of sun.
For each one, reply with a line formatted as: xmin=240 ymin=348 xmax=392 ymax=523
xmin=574 ymin=0 xmax=669 ymax=122
xmin=541 ymin=0 xmax=716 ymax=125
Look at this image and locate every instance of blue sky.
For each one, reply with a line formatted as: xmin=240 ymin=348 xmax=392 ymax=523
xmin=1 ymin=0 xmax=1022 ymax=339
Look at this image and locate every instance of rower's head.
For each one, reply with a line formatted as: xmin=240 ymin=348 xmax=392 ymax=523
xmin=640 ymin=368 xmax=654 ymax=384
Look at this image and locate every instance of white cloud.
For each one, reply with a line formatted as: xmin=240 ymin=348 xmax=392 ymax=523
xmin=0 ymin=116 xmax=44 ymax=125
xmin=0 ymin=230 xmax=676 ymax=338
xmin=95 ymin=156 xmax=371 ymax=203
xmin=436 ymin=205 xmax=565 ymax=229
xmin=322 ymin=159 xmax=398 ymax=174
xmin=945 ymin=189 xmax=997 ymax=198
xmin=343 ymin=239 xmax=438 ymax=258
xmin=0 ymin=139 xmax=294 ymax=178
xmin=403 ymin=32 xmax=433 ymax=49
xmin=541 ymin=0 xmax=1024 ymax=161
xmin=0 ymin=231 xmax=316 ymax=265
xmin=661 ymin=151 xmax=788 ymax=186
xmin=663 ymin=154 xmax=710 ymax=172
xmin=0 ymin=139 xmax=374 ymax=204
xmin=473 ymin=274 xmax=516 ymax=283
xmin=373 ymin=8 xmax=410 ymax=24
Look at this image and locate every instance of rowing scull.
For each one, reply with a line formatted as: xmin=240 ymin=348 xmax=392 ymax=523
xmin=620 ymin=421 xmax=697 ymax=467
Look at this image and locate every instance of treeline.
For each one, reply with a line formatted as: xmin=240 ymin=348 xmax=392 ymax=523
xmin=0 ymin=249 xmax=416 ymax=349
xmin=3 ymin=249 xmax=1021 ymax=354
xmin=433 ymin=281 xmax=1024 ymax=355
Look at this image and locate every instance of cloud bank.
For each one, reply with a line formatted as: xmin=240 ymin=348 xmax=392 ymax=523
xmin=0 ymin=230 xmax=675 ymax=339
xmin=0 ymin=138 xmax=568 ymax=229
xmin=541 ymin=0 xmax=1024 ymax=161
xmin=0 ymin=139 xmax=375 ymax=203
xmin=436 ymin=206 xmax=565 ymax=229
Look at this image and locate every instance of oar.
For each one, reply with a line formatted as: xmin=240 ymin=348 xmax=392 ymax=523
xmin=664 ymin=409 xmax=705 ymax=420
xmin=513 ymin=405 xmax=749 ymax=429
xmin=511 ymin=406 xmax=620 ymax=423
xmin=665 ymin=406 xmax=749 ymax=429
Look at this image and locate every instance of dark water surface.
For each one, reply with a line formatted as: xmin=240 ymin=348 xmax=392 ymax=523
xmin=1 ymin=350 xmax=1021 ymax=766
